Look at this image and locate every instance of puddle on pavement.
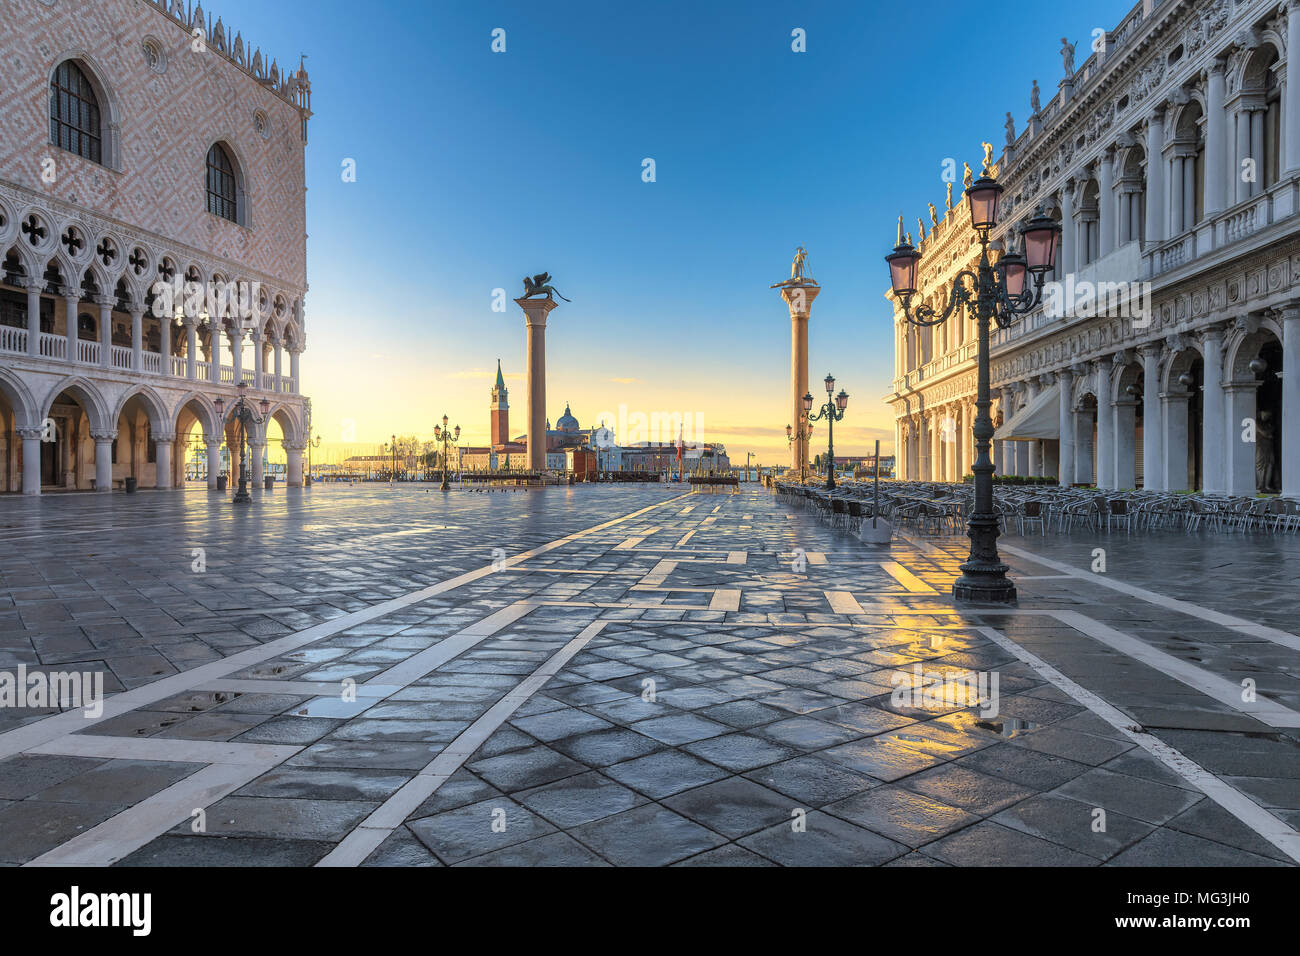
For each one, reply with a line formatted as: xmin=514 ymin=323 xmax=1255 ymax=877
xmin=974 ymin=717 xmax=1040 ymax=738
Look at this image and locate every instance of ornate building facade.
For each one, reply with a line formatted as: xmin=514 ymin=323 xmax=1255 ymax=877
xmin=888 ymin=0 xmax=1299 ymax=497
xmin=0 ymin=0 xmax=312 ymax=494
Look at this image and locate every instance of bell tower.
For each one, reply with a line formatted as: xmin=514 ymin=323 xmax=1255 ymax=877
xmin=490 ymin=359 xmax=509 ymax=446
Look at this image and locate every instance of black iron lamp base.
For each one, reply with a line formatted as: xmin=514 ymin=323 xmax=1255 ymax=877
xmin=233 ymin=479 xmax=252 ymax=504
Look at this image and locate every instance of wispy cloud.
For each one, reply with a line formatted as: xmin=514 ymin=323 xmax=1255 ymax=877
xmin=451 ymin=368 xmax=524 ymax=381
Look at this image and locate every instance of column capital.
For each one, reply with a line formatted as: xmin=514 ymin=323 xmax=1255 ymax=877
xmin=1138 ymin=341 xmax=1163 ymax=358
xmin=90 ymin=431 xmax=117 ymax=443
xmin=153 ymin=432 xmax=177 ymax=443
xmin=60 ymin=284 xmax=79 ymax=300
xmin=1055 ymin=367 xmax=1074 ymax=383
xmin=25 ymin=277 xmax=46 ymax=293
xmin=1270 ymin=302 xmax=1300 ymax=323
xmin=93 ymin=294 xmax=115 ymax=310
xmin=16 ymin=426 xmax=44 ymax=441
xmin=1197 ymin=325 xmax=1225 ymax=346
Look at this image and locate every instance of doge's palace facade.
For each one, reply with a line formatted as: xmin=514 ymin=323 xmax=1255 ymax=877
xmin=888 ymin=0 xmax=1300 ymax=498
xmin=0 ymin=0 xmax=312 ymax=494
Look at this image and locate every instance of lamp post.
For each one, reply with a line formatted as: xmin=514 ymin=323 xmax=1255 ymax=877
xmin=884 ymin=167 xmax=1062 ymax=604
xmin=213 ymin=381 xmax=269 ymax=505
xmin=785 ymin=417 xmax=814 ymax=483
xmin=433 ymin=414 xmax=460 ymax=491
xmin=804 ymin=373 xmax=848 ymax=490
xmin=307 ymin=433 xmax=320 ymax=487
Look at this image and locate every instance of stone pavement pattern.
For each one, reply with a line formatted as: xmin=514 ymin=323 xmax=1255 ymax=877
xmin=0 ymin=484 xmax=1297 ymax=866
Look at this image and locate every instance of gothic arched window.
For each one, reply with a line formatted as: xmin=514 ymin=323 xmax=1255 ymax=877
xmin=205 ymin=144 xmax=238 ymax=223
xmin=49 ymin=61 xmax=102 ymax=164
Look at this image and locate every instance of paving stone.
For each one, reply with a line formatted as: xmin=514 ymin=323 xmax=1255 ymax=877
xmin=569 ymin=804 xmax=727 ymax=866
xmin=739 ymin=811 xmax=908 ymax=866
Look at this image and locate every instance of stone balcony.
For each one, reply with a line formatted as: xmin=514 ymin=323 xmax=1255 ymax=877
xmin=0 ymin=328 xmax=297 ymax=393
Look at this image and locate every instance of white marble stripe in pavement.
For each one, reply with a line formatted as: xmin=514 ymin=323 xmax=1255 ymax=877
xmin=25 ymin=759 xmax=286 ymax=867
xmin=825 ymin=590 xmax=866 ymax=614
xmin=976 ymin=626 xmax=1300 ymax=864
xmin=0 ymin=493 xmax=689 ymax=761
xmin=880 ymin=561 xmax=938 ymax=593
xmin=998 ymin=542 xmax=1300 ymax=652
xmin=1050 ymin=609 xmax=1300 ymax=729
xmin=27 ymin=735 xmax=301 ymax=765
xmin=362 ymin=602 xmax=538 ymax=687
xmin=199 ymin=678 xmax=403 ymax=697
xmin=316 ymin=620 xmax=611 ymax=867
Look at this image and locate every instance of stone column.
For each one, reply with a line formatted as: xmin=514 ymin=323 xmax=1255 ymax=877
xmin=945 ymin=405 xmax=958 ymax=482
xmin=159 ymin=313 xmax=171 ymax=377
xmin=515 ymin=296 xmax=559 ymax=471
xmin=26 ymin=279 xmax=43 ymax=357
xmin=1000 ymin=387 xmax=1017 ymax=476
xmin=230 ymin=327 xmax=244 ymax=385
xmin=1200 ymin=328 xmax=1226 ymax=492
xmin=1288 ymin=2 xmax=1300 ymax=175
xmin=1281 ymin=306 xmax=1300 ymax=497
xmin=18 ymin=427 xmax=42 ymax=495
xmin=251 ymin=329 xmax=265 ymax=390
xmin=1206 ymin=57 xmax=1228 ymax=215
xmin=1235 ymin=107 xmax=1252 ymax=204
xmin=1114 ymin=398 xmax=1138 ymax=489
xmin=97 ymin=296 xmax=113 ymax=368
xmin=185 ymin=319 xmax=198 ymax=380
xmin=1099 ymin=149 xmax=1115 ymax=258
xmin=154 ymin=434 xmax=174 ymax=489
xmin=1146 ymin=108 xmax=1166 ymax=245
xmin=250 ymin=442 xmax=265 ymax=484
xmin=1225 ymin=383 xmax=1257 ymax=494
xmin=208 ymin=324 xmax=221 ymax=384
xmin=289 ymin=347 xmax=301 ymax=393
xmin=1060 ymin=180 xmax=1076 ymax=277
xmin=1162 ymin=389 xmax=1190 ymax=492
xmin=1170 ymin=154 xmax=1185 ymax=236
xmin=1074 ymin=405 xmax=1095 ymax=485
xmin=1094 ymin=361 xmax=1113 ymax=488
xmin=63 ymin=287 xmax=79 ymax=362
xmin=1058 ymin=369 xmax=1075 ymax=486
xmin=206 ymin=438 xmax=222 ymax=490
xmin=273 ymin=336 xmax=284 ymax=392
xmin=131 ymin=305 xmax=144 ymax=371
xmin=779 ymin=283 xmax=820 ymax=474
xmin=285 ymin=441 xmax=305 ymax=487
xmin=93 ymin=432 xmax=114 ymax=492
xmin=1141 ymin=344 xmax=1164 ymax=490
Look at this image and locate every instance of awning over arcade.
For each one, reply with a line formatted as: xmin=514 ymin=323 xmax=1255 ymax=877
xmin=993 ymin=384 xmax=1060 ymax=441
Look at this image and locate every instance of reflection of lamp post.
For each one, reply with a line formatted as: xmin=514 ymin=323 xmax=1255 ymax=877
xmin=885 ymin=171 xmax=1062 ymax=604
xmin=805 ymin=373 xmax=848 ymax=490
xmin=785 ymin=417 xmax=814 ymax=483
xmin=214 ymin=381 xmax=269 ymax=505
xmin=433 ymin=414 xmax=460 ymax=491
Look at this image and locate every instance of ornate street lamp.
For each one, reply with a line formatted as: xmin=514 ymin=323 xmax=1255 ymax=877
xmin=307 ymin=433 xmax=320 ymax=486
xmin=884 ymin=169 xmax=1061 ymax=604
xmin=433 ymin=414 xmax=460 ymax=492
xmin=805 ymin=373 xmax=849 ymax=490
xmin=785 ymin=417 xmax=814 ymax=483
xmin=213 ymin=381 xmax=270 ymax=505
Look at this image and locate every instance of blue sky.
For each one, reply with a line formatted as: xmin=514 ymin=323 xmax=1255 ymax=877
xmin=217 ymin=0 xmax=1135 ymax=462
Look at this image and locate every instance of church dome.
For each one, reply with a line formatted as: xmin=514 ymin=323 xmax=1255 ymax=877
xmin=557 ymin=403 xmax=579 ymax=432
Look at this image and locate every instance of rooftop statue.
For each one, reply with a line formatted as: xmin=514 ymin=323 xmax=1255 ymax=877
xmin=521 ymin=273 xmax=570 ymax=302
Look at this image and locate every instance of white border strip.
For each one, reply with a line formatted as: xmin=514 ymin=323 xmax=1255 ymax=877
xmin=976 ymin=625 xmax=1300 ymax=863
